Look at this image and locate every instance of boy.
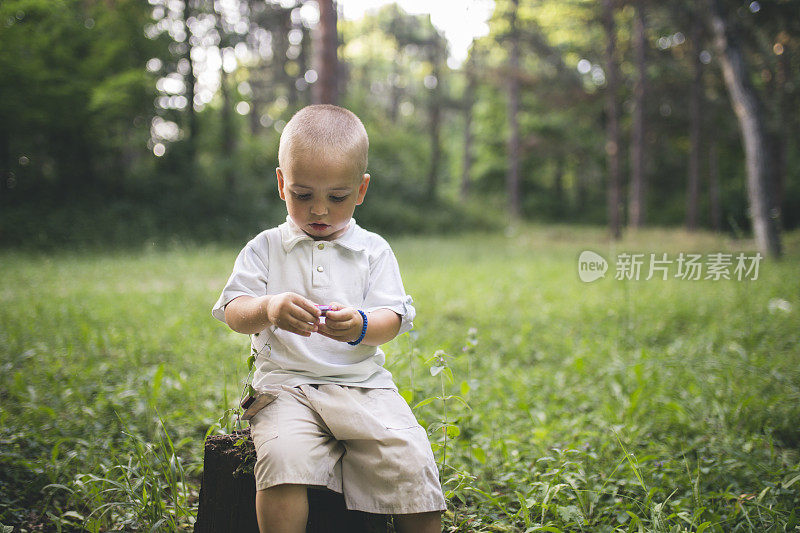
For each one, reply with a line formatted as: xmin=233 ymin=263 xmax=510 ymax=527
xmin=212 ymin=104 xmax=445 ymax=533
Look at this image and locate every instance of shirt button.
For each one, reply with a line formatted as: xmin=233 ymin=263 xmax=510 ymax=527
xmin=317 ymin=243 xmax=325 ymax=250
xmin=317 ymin=266 xmax=324 ymax=272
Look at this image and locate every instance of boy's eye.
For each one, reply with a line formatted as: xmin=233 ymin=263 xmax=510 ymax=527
xmin=329 ymin=195 xmax=348 ymax=202
xmin=293 ymin=193 xmax=312 ymax=200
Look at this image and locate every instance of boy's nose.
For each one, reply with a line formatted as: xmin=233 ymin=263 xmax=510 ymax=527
xmin=311 ymin=202 xmax=327 ymax=216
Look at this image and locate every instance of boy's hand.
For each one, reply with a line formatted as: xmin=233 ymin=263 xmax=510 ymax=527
xmin=266 ymin=292 xmax=321 ymax=337
xmin=317 ymin=303 xmax=364 ymax=344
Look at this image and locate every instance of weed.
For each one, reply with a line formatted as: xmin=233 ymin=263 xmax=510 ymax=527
xmin=2 ymin=228 xmax=799 ymax=530
xmin=43 ymin=416 xmax=194 ymax=532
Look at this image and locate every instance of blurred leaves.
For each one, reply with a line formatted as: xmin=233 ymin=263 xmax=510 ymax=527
xmin=3 ymin=0 xmax=800 ymax=249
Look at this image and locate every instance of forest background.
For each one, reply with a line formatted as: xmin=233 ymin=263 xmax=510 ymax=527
xmin=3 ymin=1 xmax=800 ymax=531
xmin=2 ymin=0 xmax=798 ymax=252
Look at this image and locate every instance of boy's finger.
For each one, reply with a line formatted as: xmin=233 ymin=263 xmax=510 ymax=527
xmin=324 ymin=321 xmax=352 ymax=333
xmin=318 ymin=321 xmax=347 ymax=334
xmin=323 ymin=302 xmax=348 ymax=317
xmin=291 ymin=305 xmax=319 ymax=324
xmin=292 ymin=294 xmax=322 ymax=317
xmin=293 ymin=296 xmax=322 ymax=318
xmin=285 ymin=314 xmax=318 ymax=332
xmin=316 ymin=324 xmax=335 ymax=337
xmin=322 ymin=308 xmax=351 ymax=321
xmin=316 ymin=330 xmax=336 ymax=341
xmin=279 ymin=322 xmax=312 ymax=336
xmin=319 ymin=322 xmax=352 ymax=338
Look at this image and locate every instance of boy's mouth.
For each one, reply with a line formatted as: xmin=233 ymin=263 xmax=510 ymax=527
xmin=309 ymin=223 xmax=330 ymax=231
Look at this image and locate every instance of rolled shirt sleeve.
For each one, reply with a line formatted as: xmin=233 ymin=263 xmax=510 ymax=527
xmin=362 ymin=248 xmax=416 ymax=335
xmin=211 ymin=241 xmax=269 ymax=323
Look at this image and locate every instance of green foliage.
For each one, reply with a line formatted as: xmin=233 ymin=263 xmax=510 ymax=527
xmin=389 ymin=227 xmax=800 ymax=531
xmin=43 ymin=419 xmax=194 ymax=532
xmin=0 ymin=0 xmax=163 ymax=189
xmin=3 ymin=0 xmax=800 ymax=248
xmin=88 ymin=70 xmax=152 ymax=120
xmin=2 ymin=227 xmax=799 ymax=530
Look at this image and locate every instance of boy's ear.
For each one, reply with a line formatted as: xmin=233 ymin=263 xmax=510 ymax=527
xmin=276 ymin=168 xmax=287 ymax=201
xmin=355 ymin=173 xmax=370 ymax=205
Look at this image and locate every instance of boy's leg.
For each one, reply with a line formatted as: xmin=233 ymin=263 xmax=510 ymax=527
xmin=301 ymin=386 xmax=445 ymax=518
xmin=256 ymin=484 xmax=308 ymax=533
xmin=250 ymin=386 xmax=345 ymax=532
xmin=393 ymin=511 xmax=442 ymax=533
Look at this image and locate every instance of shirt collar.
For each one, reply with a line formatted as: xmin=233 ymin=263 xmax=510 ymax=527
xmin=280 ymin=216 xmax=365 ymax=253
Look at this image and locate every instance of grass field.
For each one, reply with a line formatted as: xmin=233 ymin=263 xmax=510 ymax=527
xmin=1 ymin=226 xmax=799 ymax=532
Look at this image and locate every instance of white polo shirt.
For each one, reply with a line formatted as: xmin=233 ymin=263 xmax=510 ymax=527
xmin=212 ymin=216 xmax=415 ymax=390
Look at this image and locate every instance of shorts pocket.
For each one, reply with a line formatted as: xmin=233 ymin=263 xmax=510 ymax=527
xmin=251 ymin=423 xmax=278 ymax=457
xmin=249 ymin=389 xmax=281 ymax=452
xmin=368 ymin=388 xmax=422 ymax=430
xmin=253 ymin=432 xmax=279 ymax=456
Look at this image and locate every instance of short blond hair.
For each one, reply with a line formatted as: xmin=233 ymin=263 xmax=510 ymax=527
xmin=278 ymin=105 xmax=369 ymax=177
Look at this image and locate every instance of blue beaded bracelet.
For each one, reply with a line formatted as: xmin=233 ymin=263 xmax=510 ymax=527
xmin=348 ymin=309 xmax=368 ymax=346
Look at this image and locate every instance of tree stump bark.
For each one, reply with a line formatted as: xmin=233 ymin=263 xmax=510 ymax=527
xmin=194 ymin=430 xmax=259 ymax=532
xmin=194 ymin=430 xmax=391 ymax=533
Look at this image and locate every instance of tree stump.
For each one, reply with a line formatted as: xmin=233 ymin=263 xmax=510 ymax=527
xmin=194 ymin=430 xmax=391 ymax=533
xmin=194 ymin=430 xmax=259 ymax=532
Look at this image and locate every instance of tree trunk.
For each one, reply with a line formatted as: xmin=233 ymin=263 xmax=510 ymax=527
xmin=194 ymin=431 xmax=259 ymax=532
xmin=0 ymin=127 xmax=9 ymax=201
xmin=427 ymin=101 xmax=441 ymax=199
xmin=628 ymin=0 xmax=646 ymax=228
xmin=246 ymin=0 xmax=262 ymax=135
xmin=686 ymin=13 xmax=703 ymax=231
xmin=249 ymin=92 xmax=261 ymax=135
xmin=772 ymin=42 xmax=789 ymax=228
xmin=602 ymin=0 xmax=622 ymax=239
xmin=576 ymin=155 xmax=588 ymax=212
xmin=313 ymin=0 xmax=339 ymax=105
xmin=427 ymin=40 xmax=442 ymax=199
xmin=336 ymin=2 xmax=346 ymax=101
xmin=708 ymin=136 xmax=722 ymax=232
xmin=298 ymin=23 xmax=312 ymax=106
xmin=554 ymin=157 xmax=564 ymax=208
xmin=215 ymin=1 xmax=236 ymax=193
xmin=270 ymin=12 xmax=287 ymax=103
xmin=182 ymin=0 xmax=198 ymax=169
xmin=706 ymin=0 xmax=781 ymax=257
xmin=194 ymin=431 xmax=391 ymax=533
xmin=220 ymin=67 xmax=236 ymax=193
xmin=461 ymin=53 xmax=476 ymax=200
xmin=506 ymin=0 xmax=522 ymax=218
xmin=389 ymin=48 xmax=402 ymax=122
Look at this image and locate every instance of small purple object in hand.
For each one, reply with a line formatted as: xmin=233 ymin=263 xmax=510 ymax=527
xmin=316 ymin=305 xmax=332 ymax=316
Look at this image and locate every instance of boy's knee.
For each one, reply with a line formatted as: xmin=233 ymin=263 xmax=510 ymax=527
xmin=393 ymin=510 xmax=442 ymax=533
xmin=258 ymin=483 xmax=308 ymax=502
xmin=256 ymin=485 xmax=309 ymax=516
xmin=256 ymin=485 xmax=309 ymax=533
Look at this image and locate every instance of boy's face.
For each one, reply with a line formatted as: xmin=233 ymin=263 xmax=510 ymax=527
xmin=276 ymin=150 xmax=369 ymax=241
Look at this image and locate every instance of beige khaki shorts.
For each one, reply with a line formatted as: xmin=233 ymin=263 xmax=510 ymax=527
xmin=249 ymin=383 xmax=446 ymax=515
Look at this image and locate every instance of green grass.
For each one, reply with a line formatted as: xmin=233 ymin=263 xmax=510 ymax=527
xmin=1 ymin=226 xmax=799 ymax=531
